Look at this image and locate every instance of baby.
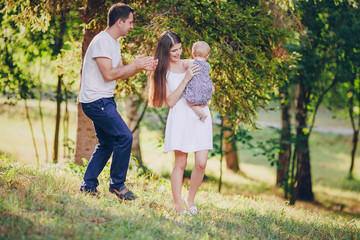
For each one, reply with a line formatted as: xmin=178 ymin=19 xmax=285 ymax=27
xmin=183 ymin=41 xmax=213 ymax=122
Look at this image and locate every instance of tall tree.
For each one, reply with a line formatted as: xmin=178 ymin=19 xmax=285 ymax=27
xmin=323 ymin=0 xmax=360 ymax=179
xmin=51 ymin=5 xmax=70 ymax=163
xmin=0 ymin=1 xmax=54 ymax=165
xmin=287 ymin=0 xmax=354 ymax=203
xmin=277 ymin=84 xmax=292 ymax=186
xmin=3 ymin=0 xmax=85 ymax=164
xmin=74 ymin=0 xmax=109 ymax=165
xmin=223 ymin=118 xmax=240 ymax=172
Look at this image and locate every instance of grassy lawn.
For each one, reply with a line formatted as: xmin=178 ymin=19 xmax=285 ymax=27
xmin=0 ymin=99 xmax=360 ymax=239
xmin=0 ymin=155 xmax=358 ymax=239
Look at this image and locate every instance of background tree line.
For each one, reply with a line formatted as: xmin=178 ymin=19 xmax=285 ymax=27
xmin=0 ymin=0 xmax=359 ymax=205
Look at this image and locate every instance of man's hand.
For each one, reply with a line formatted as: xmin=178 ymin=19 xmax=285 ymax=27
xmin=133 ymin=56 xmax=158 ymax=71
xmin=144 ymin=58 xmax=158 ymax=71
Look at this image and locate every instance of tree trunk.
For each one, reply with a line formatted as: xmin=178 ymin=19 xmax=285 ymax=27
xmin=53 ymin=74 xmax=62 ymax=163
xmin=62 ymin=82 xmax=70 ymax=159
xmin=349 ymin=129 xmax=358 ymax=179
xmin=292 ymin=83 xmax=314 ymax=202
xmin=74 ymin=0 xmax=106 ymax=165
xmin=223 ymin=117 xmax=240 ymax=172
xmin=38 ymin=86 xmax=49 ymax=163
xmin=348 ymin=91 xmax=359 ymax=179
xmin=277 ymin=87 xmax=291 ymax=186
xmin=24 ymin=99 xmax=40 ymax=166
xmin=52 ymin=9 xmax=67 ymax=164
xmin=126 ymin=94 xmax=142 ymax=165
xmin=219 ymin=118 xmax=224 ymax=193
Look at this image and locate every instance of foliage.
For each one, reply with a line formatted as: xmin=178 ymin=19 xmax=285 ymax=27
xmin=0 ymin=2 xmax=39 ymax=102
xmin=117 ymin=0 xmax=294 ymax=129
xmin=322 ymin=0 xmax=360 ymax=131
xmin=292 ymin=0 xmax=351 ymax=130
xmin=0 ymin=1 xmax=83 ymax=102
xmin=66 ymin=157 xmax=90 ymax=176
xmin=273 ymin=0 xmax=360 ymax=202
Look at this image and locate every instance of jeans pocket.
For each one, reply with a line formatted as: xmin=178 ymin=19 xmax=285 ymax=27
xmin=82 ymin=99 xmax=104 ymax=117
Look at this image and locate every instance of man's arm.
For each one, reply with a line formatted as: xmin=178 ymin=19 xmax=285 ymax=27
xmin=96 ymin=56 xmax=157 ymax=82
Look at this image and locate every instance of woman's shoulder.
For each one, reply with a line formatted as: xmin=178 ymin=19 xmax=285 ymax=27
xmin=182 ymin=59 xmax=194 ymax=64
xmin=169 ymin=60 xmax=187 ymax=74
xmin=181 ymin=59 xmax=194 ymax=69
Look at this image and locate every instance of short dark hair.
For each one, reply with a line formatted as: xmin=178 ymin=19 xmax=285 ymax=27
xmin=107 ymin=3 xmax=134 ymax=27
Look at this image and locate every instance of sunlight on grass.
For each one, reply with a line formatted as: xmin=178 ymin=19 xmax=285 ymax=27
xmin=0 ymin=100 xmax=77 ymax=165
xmin=0 ymin=156 xmax=359 ymax=239
xmin=1 ymin=99 xmax=360 ymax=237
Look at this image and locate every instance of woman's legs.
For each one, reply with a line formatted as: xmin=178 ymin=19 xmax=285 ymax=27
xmin=171 ymin=150 xmax=188 ymax=212
xmin=187 ymin=150 xmax=208 ymax=207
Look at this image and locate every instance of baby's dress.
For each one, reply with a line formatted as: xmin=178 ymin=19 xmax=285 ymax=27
xmin=182 ymin=59 xmax=213 ymax=104
xmin=164 ymin=71 xmax=213 ymax=153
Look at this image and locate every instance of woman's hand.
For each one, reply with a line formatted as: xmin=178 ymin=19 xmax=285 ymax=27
xmin=184 ymin=64 xmax=200 ymax=84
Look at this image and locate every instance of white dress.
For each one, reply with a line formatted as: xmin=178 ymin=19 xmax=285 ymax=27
xmin=164 ymin=71 xmax=213 ymax=153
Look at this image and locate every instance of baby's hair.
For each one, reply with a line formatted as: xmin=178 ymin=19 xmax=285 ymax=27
xmin=192 ymin=41 xmax=210 ymax=58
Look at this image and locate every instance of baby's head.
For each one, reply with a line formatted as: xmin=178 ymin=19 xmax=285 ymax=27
xmin=192 ymin=41 xmax=210 ymax=60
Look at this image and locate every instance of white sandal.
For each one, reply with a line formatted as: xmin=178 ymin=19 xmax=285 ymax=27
xmin=179 ymin=210 xmax=191 ymax=216
xmin=184 ymin=194 xmax=198 ymax=215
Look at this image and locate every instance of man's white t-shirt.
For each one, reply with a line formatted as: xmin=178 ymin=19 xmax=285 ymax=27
xmin=79 ymin=31 xmax=121 ymax=103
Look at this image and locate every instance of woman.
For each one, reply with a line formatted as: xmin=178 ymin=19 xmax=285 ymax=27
xmin=148 ymin=31 xmax=213 ymax=215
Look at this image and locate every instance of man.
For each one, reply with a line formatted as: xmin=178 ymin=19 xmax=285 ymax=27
xmin=78 ymin=3 xmax=157 ymax=200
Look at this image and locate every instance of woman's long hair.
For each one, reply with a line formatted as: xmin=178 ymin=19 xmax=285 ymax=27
xmin=148 ymin=30 xmax=182 ymax=107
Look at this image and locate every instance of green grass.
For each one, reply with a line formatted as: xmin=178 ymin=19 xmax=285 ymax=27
xmin=1 ymin=99 xmax=360 ymax=238
xmin=0 ymin=155 xmax=359 ymax=240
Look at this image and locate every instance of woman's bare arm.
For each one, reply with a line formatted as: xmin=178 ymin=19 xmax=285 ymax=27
xmin=165 ymin=65 xmax=199 ymax=108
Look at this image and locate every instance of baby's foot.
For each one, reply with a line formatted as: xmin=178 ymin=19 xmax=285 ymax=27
xmin=200 ymin=114 xmax=207 ymax=122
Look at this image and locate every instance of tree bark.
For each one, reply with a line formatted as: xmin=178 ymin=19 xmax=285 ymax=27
xmin=25 ymin=99 xmax=40 ymax=166
xmin=126 ymin=94 xmax=143 ymax=166
xmin=223 ymin=117 xmax=240 ymax=172
xmin=291 ymin=83 xmax=314 ymax=202
xmin=74 ymin=0 xmax=106 ymax=165
xmin=277 ymin=87 xmax=291 ymax=186
xmin=53 ymin=74 xmax=62 ymax=163
xmin=348 ymin=90 xmax=359 ymax=179
xmin=349 ymin=130 xmax=358 ymax=179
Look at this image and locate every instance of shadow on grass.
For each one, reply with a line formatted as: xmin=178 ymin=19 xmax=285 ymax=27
xmin=160 ymin=168 xmax=272 ymax=197
xmin=1 ymin=155 xmax=358 ymax=239
xmin=2 ymin=190 xmax=358 ymax=240
xmin=196 ymin=201 xmax=359 ymax=240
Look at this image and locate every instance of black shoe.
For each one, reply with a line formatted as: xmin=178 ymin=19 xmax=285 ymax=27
xmin=109 ymin=186 xmax=137 ymax=201
xmin=80 ymin=186 xmax=101 ymax=197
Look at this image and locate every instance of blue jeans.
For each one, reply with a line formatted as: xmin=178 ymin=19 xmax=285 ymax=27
xmin=80 ymin=97 xmax=133 ymax=191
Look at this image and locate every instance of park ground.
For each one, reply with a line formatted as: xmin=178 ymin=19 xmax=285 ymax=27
xmin=0 ymin=100 xmax=359 ymax=239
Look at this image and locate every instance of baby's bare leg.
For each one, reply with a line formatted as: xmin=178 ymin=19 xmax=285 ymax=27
xmin=187 ymin=100 xmax=207 ymax=122
xmin=192 ymin=106 xmax=207 ymax=122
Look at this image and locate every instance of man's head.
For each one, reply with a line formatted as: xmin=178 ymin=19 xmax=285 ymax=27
xmin=108 ymin=3 xmax=134 ymax=36
xmin=192 ymin=41 xmax=211 ymax=59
